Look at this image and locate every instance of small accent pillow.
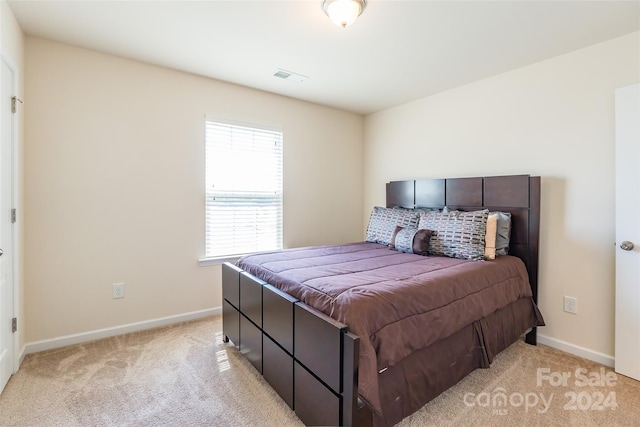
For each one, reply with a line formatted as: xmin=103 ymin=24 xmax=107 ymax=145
xmin=418 ymin=209 xmax=488 ymax=261
xmin=366 ymin=207 xmax=419 ymax=246
xmin=389 ymin=226 xmax=432 ymax=255
xmin=493 ymin=211 xmax=512 ymax=256
xmin=485 ymin=213 xmax=498 ymax=260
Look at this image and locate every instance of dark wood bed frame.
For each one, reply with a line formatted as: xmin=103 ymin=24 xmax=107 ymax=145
xmin=222 ymin=174 xmax=540 ymax=426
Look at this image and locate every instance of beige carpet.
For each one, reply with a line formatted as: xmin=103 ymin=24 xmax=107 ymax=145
xmin=0 ymin=315 xmax=638 ymax=426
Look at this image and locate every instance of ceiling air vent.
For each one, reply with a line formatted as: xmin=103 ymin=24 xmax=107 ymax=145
xmin=273 ymin=68 xmax=308 ymax=83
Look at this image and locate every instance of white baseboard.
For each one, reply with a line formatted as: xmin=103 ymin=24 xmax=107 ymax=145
xmin=537 ymin=333 xmax=615 ymax=368
xmin=23 ymin=307 xmax=221 ymax=357
xmin=20 ymin=312 xmax=615 ymax=370
xmin=18 ymin=345 xmax=27 ymax=366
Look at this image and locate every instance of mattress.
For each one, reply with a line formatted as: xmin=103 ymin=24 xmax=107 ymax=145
xmin=237 ymin=242 xmax=544 ymax=417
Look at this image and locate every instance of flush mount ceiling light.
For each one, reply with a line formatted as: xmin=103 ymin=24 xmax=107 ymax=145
xmin=321 ymin=0 xmax=367 ymax=28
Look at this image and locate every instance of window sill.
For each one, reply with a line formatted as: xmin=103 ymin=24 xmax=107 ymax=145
xmin=198 ymin=248 xmax=281 ymax=267
xmin=198 ymin=255 xmax=243 ymax=267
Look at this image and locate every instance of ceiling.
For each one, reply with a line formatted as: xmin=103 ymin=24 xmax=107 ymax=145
xmin=8 ymin=0 xmax=640 ymax=115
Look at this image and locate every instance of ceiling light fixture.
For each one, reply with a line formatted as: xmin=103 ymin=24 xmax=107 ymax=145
xmin=321 ymin=0 xmax=367 ymax=28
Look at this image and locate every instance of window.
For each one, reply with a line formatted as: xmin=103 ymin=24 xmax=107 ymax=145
xmin=205 ymin=119 xmax=283 ymax=258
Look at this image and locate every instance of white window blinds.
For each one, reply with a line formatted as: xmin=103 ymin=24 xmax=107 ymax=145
xmin=205 ymin=119 xmax=283 ymax=258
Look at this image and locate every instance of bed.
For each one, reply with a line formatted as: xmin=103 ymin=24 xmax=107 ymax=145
xmin=221 ymin=174 xmax=544 ymax=427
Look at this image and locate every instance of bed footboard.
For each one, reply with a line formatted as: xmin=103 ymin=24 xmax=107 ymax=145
xmin=222 ymin=262 xmax=360 ymax=426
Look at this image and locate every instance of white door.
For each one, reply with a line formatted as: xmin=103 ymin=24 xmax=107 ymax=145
xmin=0 ymin=57 xmax=15 ymax=394
xmin=615 ymin=83 xmax=640 ymax=381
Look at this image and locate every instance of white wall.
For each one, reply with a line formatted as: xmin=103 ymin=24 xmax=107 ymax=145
xmin=364 ymin=32 xmax=640 ymax=360
xmin=24 ymin=37 xmax=363 ymax=343
xmin=18 ymin=20 xmax=640 ymax=363
xmin=1 ymin=0 xmax=25 ymax=353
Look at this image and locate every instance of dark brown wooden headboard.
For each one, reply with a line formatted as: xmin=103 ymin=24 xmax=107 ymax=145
xmin=385 ymin=174 xmax=541 ymax=312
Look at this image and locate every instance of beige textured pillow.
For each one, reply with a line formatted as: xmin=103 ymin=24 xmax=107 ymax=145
xmin=485 ymin=213 xmax=498 ymax=260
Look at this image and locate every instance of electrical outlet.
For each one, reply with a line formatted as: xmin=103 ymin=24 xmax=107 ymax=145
xmin=563 ymin=296 xmax=577 ymax=314
xmin=113 ymin=282 xmax=125 ymax=299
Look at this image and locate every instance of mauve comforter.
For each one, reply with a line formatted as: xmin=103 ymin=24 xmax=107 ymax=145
xmin=237 ymin=242 xmax=541 ymax=415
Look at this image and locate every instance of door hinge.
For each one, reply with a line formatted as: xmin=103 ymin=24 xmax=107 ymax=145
xmin=10 ymin=96 xmax=23 ymax=114
xmin=11 ymin=208 xmax=16 ymax=224
xmin=11 ymin=317 xmax=17 ymax=333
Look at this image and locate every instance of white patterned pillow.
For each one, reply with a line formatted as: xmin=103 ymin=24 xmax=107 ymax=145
xmin=418 ymin=209 xmax=489 ymax=260
xmin=366 ymin=207 xmax=419 ymax=246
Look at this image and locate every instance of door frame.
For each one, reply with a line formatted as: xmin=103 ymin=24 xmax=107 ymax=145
xmin=1 ymin=54 xmax=21 ymax=374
